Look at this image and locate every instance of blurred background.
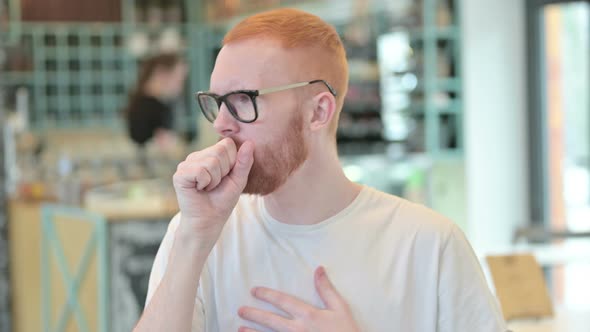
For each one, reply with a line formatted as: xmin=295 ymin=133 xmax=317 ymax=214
xmin=0 ymin=0 xmax=589 ymax=331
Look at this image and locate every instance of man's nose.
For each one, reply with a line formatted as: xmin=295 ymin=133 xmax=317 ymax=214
xmin=213 ymin=103 xmax=240 ymax=137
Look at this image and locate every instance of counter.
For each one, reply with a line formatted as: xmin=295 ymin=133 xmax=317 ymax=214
xmin=10 ymin=179 xmax=178 ymax=332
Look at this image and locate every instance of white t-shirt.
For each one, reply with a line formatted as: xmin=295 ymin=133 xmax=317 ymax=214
xmin=146 ymin=186 xmax=507 ymax=332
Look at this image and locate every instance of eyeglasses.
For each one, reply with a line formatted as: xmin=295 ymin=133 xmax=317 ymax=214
xmin=196 ymin=79 xmax=337 ymax=123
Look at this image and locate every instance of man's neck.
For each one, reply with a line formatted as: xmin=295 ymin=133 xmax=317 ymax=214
xmin=263 ymin=152 xmax=362 ymax=226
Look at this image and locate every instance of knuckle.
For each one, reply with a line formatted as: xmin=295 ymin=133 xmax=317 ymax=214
xmin=176 ymin=161 xmax=186 ymax=172
xmin=204 ymin=158 xmax=221 ymax=174
xmin=216 ymin=146 xmax=230 ymax=163
xmin=213 ymin=143 xmax=228 ymax=156
xmin=217 ymin=139 xmax=229 ymax=151
xmin=186 ymin=151 xmax=201 ymax=161
xmin=220 ymin=137 xmax=233 ymax=147
xmin=173 ymin=165 xmax=188 ymax=181
xmin=196 ymin=166 xmax=209 ymax=178
xmin=221 ymin=140 xmax=235 ymax=155
xmin=172 ymin=172 xmax=181 ymax=184
xmin=274 ymin=293 xmax=287 ymax=305
xmin=205 ymin=156 xmax=220 ymax=166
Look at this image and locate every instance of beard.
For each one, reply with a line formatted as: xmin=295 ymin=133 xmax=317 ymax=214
xmin=235 ymin=112 xmax=308 ymax=196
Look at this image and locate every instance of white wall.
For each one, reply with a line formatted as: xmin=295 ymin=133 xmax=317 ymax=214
xmin=462 ymin=0 xmax=529 ymax=252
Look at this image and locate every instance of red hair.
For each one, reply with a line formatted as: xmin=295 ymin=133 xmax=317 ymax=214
xmin=223 ymin=8 xmax=348 ymax=134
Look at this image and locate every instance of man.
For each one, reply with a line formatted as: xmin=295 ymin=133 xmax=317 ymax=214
xmin=135 ymin=8 xmax=507 ymax=332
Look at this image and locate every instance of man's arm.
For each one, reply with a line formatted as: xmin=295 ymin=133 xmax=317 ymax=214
xmin=134 ymin=221 xmax=210 ymax=332
xmin=134 ymin=138 xmax=255 ymax=332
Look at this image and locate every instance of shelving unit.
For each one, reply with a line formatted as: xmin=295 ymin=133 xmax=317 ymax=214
xmin=336 ymin=17 xmax=384 ymax=148
xmin=0 ymin=0 xmax=217 ymax=137
xmin=1 ymin=24 xmax=134 ymax=129
xmin=320 ymin=0 xmax=463 ymax=157
xmin=418 ymin=0 xmax=463 ymax=156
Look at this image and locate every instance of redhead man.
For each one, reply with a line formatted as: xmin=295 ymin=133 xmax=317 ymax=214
xmin=135 ymin=8 xmax=507 ymax=332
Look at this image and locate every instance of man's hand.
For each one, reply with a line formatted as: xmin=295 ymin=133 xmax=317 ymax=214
xmin=172 ymin=137 xmax=254 ymax=247
xmin=238 ymin=267 xmax=361 ymax=332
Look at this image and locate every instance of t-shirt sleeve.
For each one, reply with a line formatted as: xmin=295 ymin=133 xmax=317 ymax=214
xmin=145 ymin=214 xmax=206 ymax=331
xmin=437 ymin=224 xmax=507 ymax=332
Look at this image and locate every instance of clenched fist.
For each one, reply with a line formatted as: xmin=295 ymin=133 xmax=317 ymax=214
xmin=172 ymin=138 xmax=254 ymax=247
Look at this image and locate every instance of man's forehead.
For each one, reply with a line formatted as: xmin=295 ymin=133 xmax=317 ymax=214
xmin=210 ymin=39 xmax=299 ymax=92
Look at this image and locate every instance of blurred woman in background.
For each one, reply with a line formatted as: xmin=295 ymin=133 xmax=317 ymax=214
xmin=124 ymin=53 xmax=188 ymax=152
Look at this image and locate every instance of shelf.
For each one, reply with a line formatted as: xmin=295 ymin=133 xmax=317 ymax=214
xmin=405 ymin=26 xmax=460 ymax=40
xmin=337 ymin=135 xmax=385 ymax=143
xmin=414 ymin=78 xmax=461 ymax=92
xmin=429 ymin=149 xmax=464 ymax=160
xmin=406 ymin=149 xmax=464 ymax=161
xmin=343 ymin=102 xmax=381 ymax=113
xmin=392 ymin=99 xmax=461 ymax=114
xmin=1 ymin=72 xmax=34 ymax=83
xmin=437 ymin=102 xmax=462 ymax=114
xmin=337 ymin=141 xmax=388 ymax=156
xmin=436 ymin=78 xmax=461 ymax=92
xmin=348 ymin=78 xmax=380 ymax=85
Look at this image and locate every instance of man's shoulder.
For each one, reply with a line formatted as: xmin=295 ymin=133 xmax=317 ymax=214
xmin=362 ymin=186 xmax=456 ymax=239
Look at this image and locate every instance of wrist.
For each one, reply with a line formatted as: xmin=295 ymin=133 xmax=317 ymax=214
xmin=174 ymin=218 xmax=221 ymax=254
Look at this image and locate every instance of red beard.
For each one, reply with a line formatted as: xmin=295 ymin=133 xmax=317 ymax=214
xmin=227 ymin=112 xmax=308 ymax=195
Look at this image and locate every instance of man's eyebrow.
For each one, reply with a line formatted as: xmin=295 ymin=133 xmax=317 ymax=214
xmin=209 ymin=79 xmax=252 ymax=94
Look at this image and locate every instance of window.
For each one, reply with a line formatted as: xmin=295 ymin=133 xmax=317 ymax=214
xmin=527 ymin=0 xmax=590 ymax=311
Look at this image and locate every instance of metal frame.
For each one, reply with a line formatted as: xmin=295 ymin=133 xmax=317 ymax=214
xmin=422 ymin=0 xmax=463 ymax=155
xmin=41 ymin=204 xmax=109 ymax=332
xmin=423 ymin=0 xmax=437 ymax=154
xmin=526 ymin=0 xmax=590 ymax=226
xmin=0 ymin=82 xmax=12 ymax=332
xmin=4 ymin=0 xmax=21 ymax=45
xmin=526 ymin=0 xmax=548 ymax=226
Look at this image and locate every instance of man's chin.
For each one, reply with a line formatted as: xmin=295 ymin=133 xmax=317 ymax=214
xmin=242 ymin=176 xmax=281 ymax=196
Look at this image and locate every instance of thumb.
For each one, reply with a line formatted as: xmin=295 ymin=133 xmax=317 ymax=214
xmin=314 ymin=266 xmax=346 ymax=310
xmin=228 ymin=141 xmax=254 ymax=189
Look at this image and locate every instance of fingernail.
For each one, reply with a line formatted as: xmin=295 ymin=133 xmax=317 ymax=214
xmin=317 ymin=266 xmax=326 ymax=278
xmin=250 ymin=287 xmax=258 ymax=296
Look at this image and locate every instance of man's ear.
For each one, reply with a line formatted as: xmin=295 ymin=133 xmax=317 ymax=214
xmin=309 ymin=92 xmax=336 ymax=131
